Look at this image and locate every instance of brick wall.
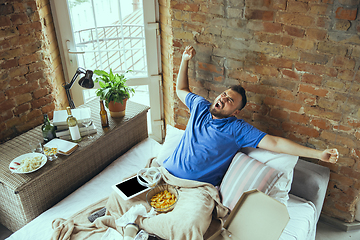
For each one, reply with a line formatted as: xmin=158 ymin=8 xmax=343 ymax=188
xmin=160 ymin=0 xmax=176 ymax=127
xmin=160 ymin=0 xmax=360 ymax=222
xmin=0 ymin=0 xmax=67 ymax=143
xmin=1 ymin=0 xmax=359 ymax=223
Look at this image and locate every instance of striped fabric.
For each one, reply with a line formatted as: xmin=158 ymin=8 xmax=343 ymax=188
xmin=220 ymin=152 xmax=284 ymax=210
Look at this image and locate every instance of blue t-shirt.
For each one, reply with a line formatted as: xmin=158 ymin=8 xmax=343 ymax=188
xmin=163 ymin=93 xmax=267 ymax=186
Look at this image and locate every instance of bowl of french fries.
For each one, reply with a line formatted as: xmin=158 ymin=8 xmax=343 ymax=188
xmin=146 ymin=184 xmax=179 ymax=213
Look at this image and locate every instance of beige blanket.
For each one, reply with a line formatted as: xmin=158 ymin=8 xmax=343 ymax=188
xmin=51 ymin=162 xmax=229 ymax=240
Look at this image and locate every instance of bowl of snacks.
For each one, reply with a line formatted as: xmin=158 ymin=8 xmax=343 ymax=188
xmin=146 ymin=184 xmax=179 ymax=213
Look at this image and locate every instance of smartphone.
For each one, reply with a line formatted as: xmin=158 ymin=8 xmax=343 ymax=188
xmin=112 ymin=175 xmax=150 ymax=200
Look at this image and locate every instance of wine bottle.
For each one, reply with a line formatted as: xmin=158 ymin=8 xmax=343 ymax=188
xmin=41 ymin=114 xmax=56 ymax=143
xmin=100 ymin=100 xmax=109 ymax=128
xmin=66 ymin=107 xmax=82 ymax=142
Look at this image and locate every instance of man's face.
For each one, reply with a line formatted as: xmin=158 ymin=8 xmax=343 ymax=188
xmin=210 ymin=89 xmax=243 ymax=119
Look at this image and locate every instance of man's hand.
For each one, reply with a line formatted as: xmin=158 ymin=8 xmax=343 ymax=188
xmin=182 ymin=46 xmax=196 ymax=61
xmin=320 ymin=149 xmax=339 ymax=163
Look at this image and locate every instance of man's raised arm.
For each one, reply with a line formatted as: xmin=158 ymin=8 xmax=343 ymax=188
xmin=176 ymin=46 xmax=196 ymax=104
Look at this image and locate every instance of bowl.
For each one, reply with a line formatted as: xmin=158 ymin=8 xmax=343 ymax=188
xmin=137 ymin=167 xmax=161 ymax=188
xmin=146 ymin=184 xmax=179 ymax=213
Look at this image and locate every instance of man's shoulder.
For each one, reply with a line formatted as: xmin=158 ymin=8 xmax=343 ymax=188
xmin=187 ymin=92 xmax=207 ymax=101
xmin=186 ymin=92 xmax=210 ymax=108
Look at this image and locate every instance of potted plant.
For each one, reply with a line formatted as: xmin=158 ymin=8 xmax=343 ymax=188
xmin=94 ymin=69 xmax=135 ymax=117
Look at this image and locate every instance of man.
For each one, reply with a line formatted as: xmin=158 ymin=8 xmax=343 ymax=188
xmin=163 ymin=45 xmax=338 ymax=186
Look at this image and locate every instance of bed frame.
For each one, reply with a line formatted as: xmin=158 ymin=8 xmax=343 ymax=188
xmin=290 ymin=158 xmax=330 ymax=221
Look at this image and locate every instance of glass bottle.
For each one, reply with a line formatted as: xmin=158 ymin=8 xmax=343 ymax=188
xmin=100 ymin=100 xmax=109 ymax=128
xmin=41 ymin=114 xmax=56 ymax=143
xmin=66 ymin=107 xmax=82 ymax=142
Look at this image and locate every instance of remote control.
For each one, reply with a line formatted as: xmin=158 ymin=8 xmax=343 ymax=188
xmin=88 ymin=207 xmax=106 ymax=223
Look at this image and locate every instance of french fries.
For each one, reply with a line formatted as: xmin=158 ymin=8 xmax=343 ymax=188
xmin=44 ymin=147 xmax=57 ymax=156
xmin=150 ymin=190 xmax=177 ymax=210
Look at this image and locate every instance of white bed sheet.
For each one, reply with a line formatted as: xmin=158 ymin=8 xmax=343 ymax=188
xmin=6 ymin=138 xmax=162 ymax=240
xmin=6 ymin=137 xmax=317 ymax=240
xmin=279 ymin=194 xmax=317 ymax=240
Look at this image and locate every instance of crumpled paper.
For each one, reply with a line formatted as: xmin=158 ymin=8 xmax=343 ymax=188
xmin=115 ymin=204 xmax=156 ymax=227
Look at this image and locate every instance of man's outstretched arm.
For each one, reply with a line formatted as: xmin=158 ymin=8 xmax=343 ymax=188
xmin=176 ymin=46 xmax=196 ymax=104
xmin=258 ymin=135 xmax=339 ymax=163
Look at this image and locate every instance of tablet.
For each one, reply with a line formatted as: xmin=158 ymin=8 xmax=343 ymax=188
xmin=112 ymin=175 xmax=150 ymax=200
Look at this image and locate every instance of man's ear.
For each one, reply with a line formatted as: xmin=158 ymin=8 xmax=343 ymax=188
xmin=231 ymin=109 xmax=241 ymax=117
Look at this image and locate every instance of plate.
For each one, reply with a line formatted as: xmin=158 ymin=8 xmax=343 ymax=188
xmin=44 ymin=138 xmax=78 ymax=156
xmin=9 ymin=153 xmax=47 ymax=174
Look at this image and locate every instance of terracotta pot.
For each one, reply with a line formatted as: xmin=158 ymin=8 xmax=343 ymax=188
xmin=108 ymin=99 xmax=127 ymax=117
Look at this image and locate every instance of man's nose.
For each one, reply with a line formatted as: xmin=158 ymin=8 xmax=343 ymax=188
xmin=220 ymin=96 xmax=229 ymax=102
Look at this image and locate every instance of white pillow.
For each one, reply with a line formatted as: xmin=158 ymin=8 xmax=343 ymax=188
xmin=220 ymin=152 xmax=283 ymax=210
xmin=156 ymin=125 xmax=184 ymax=166
xmin=240 ymin=147 xmax=299 ymax=206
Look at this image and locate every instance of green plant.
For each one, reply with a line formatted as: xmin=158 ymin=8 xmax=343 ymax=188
xmin=94 ymin=69 xmax=135 ymax=107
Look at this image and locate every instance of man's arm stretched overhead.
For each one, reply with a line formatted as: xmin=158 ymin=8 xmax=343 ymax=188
xmin=176 ymin=46 xmax=196 ymax=104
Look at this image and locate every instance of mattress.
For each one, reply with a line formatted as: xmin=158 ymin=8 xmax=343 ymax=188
xmin=280 ymin=194 xmax=317 ymax=240
xmin=6 ymin=137 xmax=317 ymax=240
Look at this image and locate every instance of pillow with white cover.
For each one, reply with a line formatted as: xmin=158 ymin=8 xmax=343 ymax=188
xmin=220 ymin=152 xmax=284 ymax=210
xmin=156 ymin=125 xmax=184 ymax=166
xmin=241 ymin=147 xmax=299 ymax=206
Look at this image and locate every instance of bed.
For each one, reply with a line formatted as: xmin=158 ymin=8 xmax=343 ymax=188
xmin=6 ymin=126 xmax=330 ymax=240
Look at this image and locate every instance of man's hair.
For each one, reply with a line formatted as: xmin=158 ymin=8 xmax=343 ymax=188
xmin=230 ymin=85 xmax=247 ymax=110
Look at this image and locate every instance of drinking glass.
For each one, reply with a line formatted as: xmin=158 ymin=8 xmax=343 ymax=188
xmin=82 ymin=109 xmax=93 ymax=140
xmin=29 ymin=141 xmax=43 ymax=153
xmin=44 ymin=143 xmax=58 ymax=161
xmin=82 ymin=118 xmax=93 ymax=139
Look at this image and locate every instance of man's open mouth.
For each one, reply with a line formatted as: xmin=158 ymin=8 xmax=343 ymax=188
xmin=215 ymin=101 xmax=223 ymax=109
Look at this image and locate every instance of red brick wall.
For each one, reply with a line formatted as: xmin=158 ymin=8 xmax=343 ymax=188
xmin=0 ymin=0 xmax=67 ymax=143
xmin=160 ymin=0 xmax=360 ymax=222
xmin=1 ymin=0 xmax=359 ymax=223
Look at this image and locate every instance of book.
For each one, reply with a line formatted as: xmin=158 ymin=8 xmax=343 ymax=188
xmin=56 ymin=124 xmax=95 ymax=131
xmin=53 ymin=108 xmax=92 ymax=126
xmin=56 ymin=124 xmax=97 ymax=139
xmin=55 ymin=125 xmax=72 ymax=131
xmin=44 ymin=138 xmax=79 ymax=155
